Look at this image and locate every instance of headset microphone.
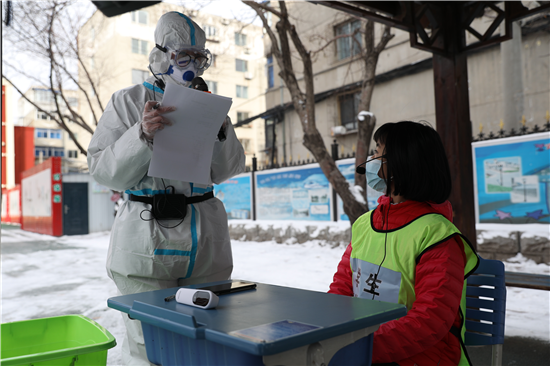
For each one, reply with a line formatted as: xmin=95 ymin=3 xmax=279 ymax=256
xmin=356 ymin=154 xmax=387 ymax=174
xmin=191 ymin=77 xmax=209 ymax=92
xmin=356 ymin=162 xmax=367 ymax=174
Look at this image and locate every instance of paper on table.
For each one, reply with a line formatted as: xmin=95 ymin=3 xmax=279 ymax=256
xmin=148 ymin=83 xmax=232 ymax=184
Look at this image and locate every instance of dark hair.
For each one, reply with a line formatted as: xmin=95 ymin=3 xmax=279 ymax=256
xmin=373 ymin=121 xmax=451 ymax=204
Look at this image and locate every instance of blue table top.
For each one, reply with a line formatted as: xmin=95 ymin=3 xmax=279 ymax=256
xmin=108 ymin=280 xmax=406 ymax=356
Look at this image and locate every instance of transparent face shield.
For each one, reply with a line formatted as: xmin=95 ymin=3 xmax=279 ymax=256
xmin=169 ymin=47 xmax=212 ymax=71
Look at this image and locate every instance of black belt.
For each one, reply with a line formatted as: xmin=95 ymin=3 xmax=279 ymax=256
xmin=130 ymin=191 xmax=213 ymax=220
xmin=129 ymin=191 xmax=214 ymax=205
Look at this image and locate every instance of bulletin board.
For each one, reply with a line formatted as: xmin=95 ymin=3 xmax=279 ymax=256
xmin=472 ymin=132 xmax=550 ymax=224
xmin=214 ymin=172 xmax=253 ymax=220
xmin=255 ymin=163 xmax=331 ymax=221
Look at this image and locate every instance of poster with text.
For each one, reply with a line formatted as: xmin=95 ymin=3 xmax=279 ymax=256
xmin=336 ymin=158 xmax=384 ymax=221
xmin=256 ymin=164 xmax=331 ymax=221
xmin=214 ymin=173 xmax=252 ymax=220
xmin=472 ymin=132 xmax=550 ymax=224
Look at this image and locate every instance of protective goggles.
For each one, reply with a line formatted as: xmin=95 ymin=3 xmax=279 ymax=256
xmin=156 ymin=44 xmax=212 ymax=70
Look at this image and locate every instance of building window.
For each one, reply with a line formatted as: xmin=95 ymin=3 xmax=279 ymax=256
xmin=236 ymin=85 xmax=248 ymax=99
xmin=235 ymin=32 xmax=247 ymax=46
xmin=132 ymin=38 xmax=148 ymax=55
xmin=267 ymin=55 xmax=274 ymax=88
xmin=132 ymin=69 xmax=149 ymax=84
xmin=52 ymin=148 xmax=64 ymax=157
xmin=335 ymin=20 xmax=362 ymax=60
xmin=211 ymin=54 xmax=216 ymax=67
xmin=37 ymin=111 xmax=49 ymax=120
xmin=34 ymin=147 xmax=64 ymax=157
xmin=35 ymin=128 xmax=48 ymax=138
xmin=68 ymin=150 xmax=78 ymax=158
xmin=237 ymin=112 xmax=249 ymax=122
xmin=35 ymin=128 xmax=62 ymax=139
xmin=67 ymin=97 xmax=78 ymax=107
xmin=34 ymin=89 xmax=54 ymax=103
xmin=35 ymin=147 xmax=48 ymax=157
xmin=239 ymin=138 xmax=251 ymax=154
xmin=236 ymin=59 xmax=248 ymax=72
xmin=204 ymin=80 xmax=218 ymax=94
xmin=237 ymin=112 xmax=252 ymax=128
xmin=203 ymin=25 xmax=217 ymax=39
xmin=339 ymin=92 xmax=361 ymax=130
xmin=49 ymin=129 xmax=62 ymax=139
xmin=131 ymin=10 xmax=148 ymax=25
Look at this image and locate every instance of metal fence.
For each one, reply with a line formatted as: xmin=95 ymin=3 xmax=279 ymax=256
xmin=245 ymin=117 xmax=550 ymax=172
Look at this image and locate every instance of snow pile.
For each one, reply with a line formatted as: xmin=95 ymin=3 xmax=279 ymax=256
xmin=1 ymin=223 xmax=549 ymax=366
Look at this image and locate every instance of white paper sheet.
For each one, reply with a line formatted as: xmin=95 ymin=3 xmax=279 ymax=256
xmin=147 ymin=83 xmax=233 ymax=184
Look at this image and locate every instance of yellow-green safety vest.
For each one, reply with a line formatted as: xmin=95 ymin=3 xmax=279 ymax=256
xmin=350 ymin=210 xmax=479 ymax=366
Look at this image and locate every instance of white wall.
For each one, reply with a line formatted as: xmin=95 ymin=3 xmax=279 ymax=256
xmin=63 ymin=173 xmax=115 ymax=233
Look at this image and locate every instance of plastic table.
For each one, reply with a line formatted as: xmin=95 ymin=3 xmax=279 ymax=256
xmin=108 ymin=280 xmax=406 ymax=366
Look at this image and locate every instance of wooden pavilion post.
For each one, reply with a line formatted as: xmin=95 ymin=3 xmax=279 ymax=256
xmin=432 ymin=3 xmax=477 ymax=248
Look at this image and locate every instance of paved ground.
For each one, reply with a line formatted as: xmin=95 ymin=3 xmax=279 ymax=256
xmin=466 ymin=336 xmax=550 ymax=366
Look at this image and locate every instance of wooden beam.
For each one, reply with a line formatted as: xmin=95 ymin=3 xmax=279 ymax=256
xmin=310 ymin=1 xmax=412 ymax=32
xmin=432 ymin=3 xmax=477 ymax=249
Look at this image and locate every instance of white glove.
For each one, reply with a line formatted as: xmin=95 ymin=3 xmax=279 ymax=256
xmin=141 ymin=101 xmax=176 ymax=141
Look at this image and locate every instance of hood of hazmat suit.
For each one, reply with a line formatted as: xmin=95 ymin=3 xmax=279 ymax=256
xmin=149 ymin=12 xmax=210 ymax=88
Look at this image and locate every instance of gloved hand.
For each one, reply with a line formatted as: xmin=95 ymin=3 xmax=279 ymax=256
xmin=141 ymin=101 xmax=176 ymax=141
xmin=217 ymin=115 xmax=230 ymax=142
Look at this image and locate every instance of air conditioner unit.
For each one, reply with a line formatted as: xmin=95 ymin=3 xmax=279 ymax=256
xmin=244 ymin=47 xmax=251 ymax=54
xmin=244 ymin=72 xmax=254 ymax=80
xmin=331 ymin=126 xmax=347 ymax=136
xmin=221 ymin=18 xmax=230 ymax=25
xmin=189 ymin=10 xmax=198 ymax=17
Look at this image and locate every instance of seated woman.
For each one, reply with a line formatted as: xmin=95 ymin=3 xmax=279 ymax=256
xmin=329 ymin=121 xmax=479 ymax=366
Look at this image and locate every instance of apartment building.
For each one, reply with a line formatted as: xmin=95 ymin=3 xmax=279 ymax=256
xmin=17 ymin=87 xmax=87 ymax=173
xmin=77 ymin=3 xmax=267 ymax=168
xmin=258 ymin=2 xmax=550 ymax=165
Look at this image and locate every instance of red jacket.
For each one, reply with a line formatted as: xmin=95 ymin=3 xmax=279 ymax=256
xmin=328 ymin=197 xmax=466 ymax=366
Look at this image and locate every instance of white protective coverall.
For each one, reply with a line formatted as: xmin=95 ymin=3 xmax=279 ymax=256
xmin=87 ymin=12 xmax=245 ymax=365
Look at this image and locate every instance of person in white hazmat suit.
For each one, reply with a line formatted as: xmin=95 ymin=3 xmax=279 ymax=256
xmin=87 ymin=12 xmax=245 ymax=365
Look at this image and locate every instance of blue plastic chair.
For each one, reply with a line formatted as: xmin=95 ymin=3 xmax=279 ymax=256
xmin=465 ymin=257 xmax=507 ymax=366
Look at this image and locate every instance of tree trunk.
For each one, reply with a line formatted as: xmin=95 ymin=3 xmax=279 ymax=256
xmin=354 ymin=22 xmax=394 ymax=205
xmin=244 ymin=1 xmax=399 ymax=224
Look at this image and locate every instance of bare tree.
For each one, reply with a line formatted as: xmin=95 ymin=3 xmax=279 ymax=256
xmin=2 ymin=0 xmax=103 ymax=157
xmin=244 ymin=1 xmax=393 ymax=224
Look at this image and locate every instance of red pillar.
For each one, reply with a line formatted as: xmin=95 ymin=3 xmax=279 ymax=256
xmin=14 ymin=126 xmax=35 ymax=185
xmin=2 ymin=85 xmax=6 ymax=189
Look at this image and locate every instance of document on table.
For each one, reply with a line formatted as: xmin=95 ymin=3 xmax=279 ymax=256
xmin=148 ymin=83 xmax=233 ymax=184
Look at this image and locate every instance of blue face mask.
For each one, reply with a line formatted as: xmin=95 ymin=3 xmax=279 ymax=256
xmin=365 ymin=158 xmax=387 ymax=192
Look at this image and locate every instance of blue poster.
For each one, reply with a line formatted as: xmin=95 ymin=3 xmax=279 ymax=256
xmin=256 ymin=165 xmax=331 ymax=221
xmin=337 ymin=159 xmax=383 ymax=221
xmin=473 ymin=132 xmax=550 ymax=224
xmin=214 ymin=173 xmax=252 ymax=220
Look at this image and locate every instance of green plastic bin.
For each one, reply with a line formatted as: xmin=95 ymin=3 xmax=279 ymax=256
xmin=1 ymin=315 xmax=116 ymax=366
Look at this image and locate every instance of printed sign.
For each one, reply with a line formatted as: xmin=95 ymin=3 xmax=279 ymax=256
xmin=256 ymin=164 xmax=331 ymax=221
xmin=214 ymin=173 xmax=252 ymax=220
xmin=473 ymin=132 xmax=550 ymax=224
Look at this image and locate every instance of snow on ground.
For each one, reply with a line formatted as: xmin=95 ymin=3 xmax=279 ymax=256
xmin=1 ymin=223 xmax=549 ymax=366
